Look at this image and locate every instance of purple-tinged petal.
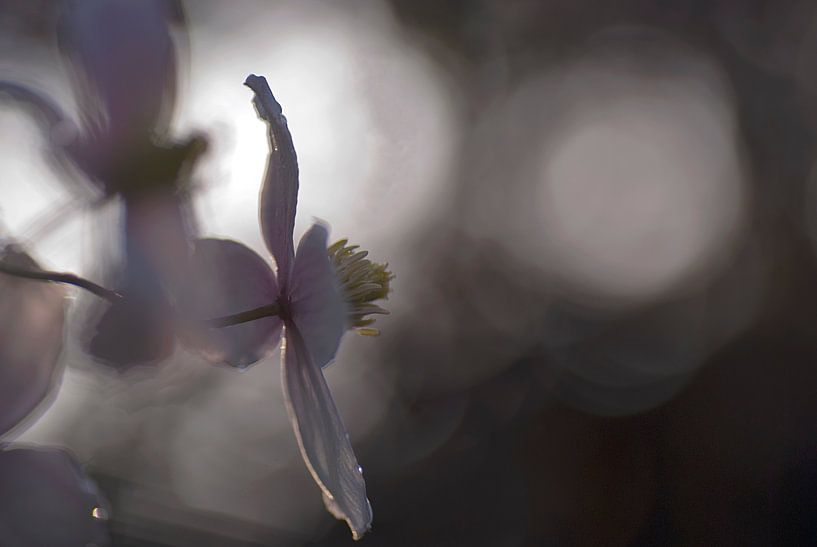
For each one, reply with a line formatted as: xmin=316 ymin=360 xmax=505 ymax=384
xmin=58 ymin=0 xmax=178 ymax=147
xmin=290 ymin=223 xmax=348 ymax=369
xmin=281 ymin=324 xmax=372 ymax=540
xmin=181 ymin=238 xmax=282 ymax=368
xmin=0 ymin=80 xmax=74 ymax=135
xmin=83 ymin=193 xmax=197 ymax=368
xmin=122 ymin=190 xmax=194 ymax=297
xmin=244 ymin=74 xmax=298 ymax=289
xmin=0 ymin=445 xmax=111 ymax=547
xmin=83 ymin=190 xmax=195 ymax=369
xmin=0 ymin=247 xmax=65 ymax=437
xmin=83 ymin=284 xmax=176 ymax=369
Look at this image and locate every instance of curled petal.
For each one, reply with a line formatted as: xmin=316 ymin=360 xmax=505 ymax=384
xmin=290 ymin=224 xmax=348 ymax=369
xmin=245 ymin=74 xmax=298 ymax=289
xmin=281 ymin=325 xmax=372 ymax=540
xmin=58 ymin=0 xmax=178 ymax=146
xmin=0 ymin=81 xmax=87 ymax=195
xmin=0 ymin=247 xmax=65 ymax=437
xmin=182 ymin=238 xmax=282 ymax=368
xmin=0 ymin=80 xmax=74 ymax=134
xmin=0 ymin=445 xmax=111 ymax=547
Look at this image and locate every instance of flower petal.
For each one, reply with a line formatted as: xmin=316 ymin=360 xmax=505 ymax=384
xmin=290 ymin=223 xmax=348 ymax=369
xmin=122 ymin=191 xmax=194 ymax=297
xmin=58 ymin=0 xmax=178 ymax=146
xmin=83 ymin=283 xmax=176 ymax=369
xmin=281 ymin=324 xmax=372 ymax=540
xmin=0 ymin=445 xmax=111 ymax=547
xmin=84 ymin=191 xmax=194 ymax=369
xmin=181 ymin=238 xmax=282 ymax=368
xmin=244 ymin=74 xmax=299 ymax=289
xmin=0 ymin=80 xmax=73 ymax=134
xmin=0 ymin=247 xmax=65 ymax=437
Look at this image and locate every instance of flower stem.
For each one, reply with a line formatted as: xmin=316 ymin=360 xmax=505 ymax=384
xmin=202 ymin=303 xmax=280 ymax=327
xmin=0 ymin=261 xmax=281 ymax=326
xmin=0 ymin=262 xmax=121 ymax=302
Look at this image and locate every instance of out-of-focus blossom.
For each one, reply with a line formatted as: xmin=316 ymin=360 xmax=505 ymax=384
xmin=184 ymin=74 xmax=392 ymax=539
xmin=57 ymin=0 xmax=180 ymax=170
xmin=57 ymin=0 xmax=204 ymax=368
xmin=0 ymin=445 xmax=110 ymax=547
xmin=0 ymin=0 xmax=193 ymax=198
xmin=1 ymin=0 xmax=206 ymax=368
xmin=0 ymin=245 xmax=64 ymax=437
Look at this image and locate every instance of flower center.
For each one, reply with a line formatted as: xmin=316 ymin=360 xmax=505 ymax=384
xmin=277 ymin=294 xmax=293 ymax=323
xmin=328 ymin=239 xmax=394 ymax=336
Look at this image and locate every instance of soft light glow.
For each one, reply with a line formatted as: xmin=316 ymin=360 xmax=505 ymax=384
xmin=178 ymin=0 xmax=458 ymax=255
xmin=499 ymin=36 xmax=747 ymax=307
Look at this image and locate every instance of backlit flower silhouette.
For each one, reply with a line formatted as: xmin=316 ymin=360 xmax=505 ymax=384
xmin=186 ymin=74 xmax=392 ymax=539
xmin=1 ymin=7 xmax=390 ymax=532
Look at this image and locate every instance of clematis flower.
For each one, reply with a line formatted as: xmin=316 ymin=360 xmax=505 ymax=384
xmin=185 ymin=75 xmax=392 ymax=539
xmin=0 ymin=0 xmax=205 ymax=368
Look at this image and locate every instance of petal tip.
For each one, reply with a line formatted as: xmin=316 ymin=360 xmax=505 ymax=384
xmin=244 ymin=73 xmax=283 ymax=119
xmin=243 ymin=73 xmax=265 ymax=88
xmin=304 ymin=221 xmax=330 ymax=241
xmin=323 ymin=492 xmax=373 ymax=541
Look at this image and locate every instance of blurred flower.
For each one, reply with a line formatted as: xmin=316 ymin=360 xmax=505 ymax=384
xmin=57 ymin=0 xmax=181 ymax=177
xmin=0 ymin=0 xmax=195 ymax=198
xmin=0 ymin=0 xmax=206 ymax=368
xmin=0 ymin=445 xmax=110 ymax=547
xmin=184 ymin=74 xmax=390 ymax=539
xmin=58 ymin=0 xmax=205 ymax=368
xmin=0 ymin=247 xmax=107 ymax=546
xmin=0 ymin=244 xmax=65 ymax=438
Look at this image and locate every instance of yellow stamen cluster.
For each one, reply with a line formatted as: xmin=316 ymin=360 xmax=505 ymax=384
xmin=328 ymin=239 xmax=393 ymax=336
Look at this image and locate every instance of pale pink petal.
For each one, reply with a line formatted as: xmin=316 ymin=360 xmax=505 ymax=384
xmin=181 ymin=238 xmax=282 ymax=368
xmin=0 ymin=247 xmax=65 ymax=437
xmin=281 ymin=324 xmax=372 ymax=540
xmin=244 ymin=74 xmax=298 ymax=289
xmin=0 ymin=446 xmax=111 ymax=546
xmin=58 ymin=0 xmax=178 ymax=146
xmin=289 ymin=223 xmax=348 ymax=369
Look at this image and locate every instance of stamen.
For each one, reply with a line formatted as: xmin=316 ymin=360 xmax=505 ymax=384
xmin=328 ymin=239 xmax=394 ymax=334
